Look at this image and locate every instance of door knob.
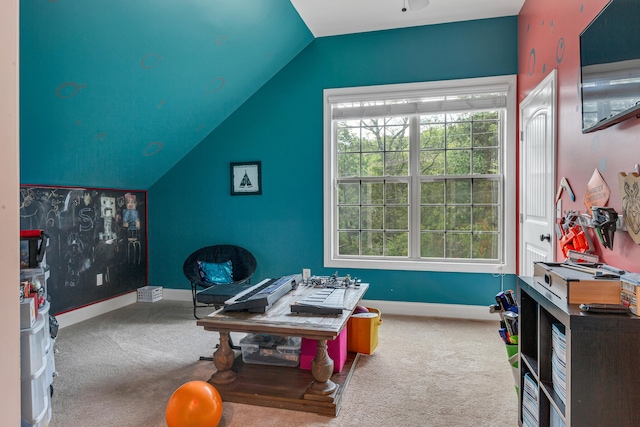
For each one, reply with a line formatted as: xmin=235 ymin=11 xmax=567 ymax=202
xmin=540 ymin=234 xmax=551 ymax=242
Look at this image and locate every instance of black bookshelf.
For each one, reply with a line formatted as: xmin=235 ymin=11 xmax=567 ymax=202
xmin=517 ymin=276 xmax=640 ymax=426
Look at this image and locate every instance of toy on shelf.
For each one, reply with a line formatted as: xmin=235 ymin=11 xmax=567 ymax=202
xmin=557 ymin=211 xmax=594 ymax=258
xmin=591 ymin=206 xmax=618 ymax=250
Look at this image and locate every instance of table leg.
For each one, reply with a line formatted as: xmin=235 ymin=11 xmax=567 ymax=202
xmin=307 ymin=339 xmax=337 ymax=395
xmin=208 ymin=331 xmax=237 ymax=385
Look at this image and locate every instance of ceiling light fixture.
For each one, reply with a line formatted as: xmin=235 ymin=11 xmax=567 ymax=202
xmin=402 ymin=0 xmax=430 ymax=12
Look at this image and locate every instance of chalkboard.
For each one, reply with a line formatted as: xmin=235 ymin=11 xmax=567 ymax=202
xmin=20 ymin=186 xmax=147 ymax=315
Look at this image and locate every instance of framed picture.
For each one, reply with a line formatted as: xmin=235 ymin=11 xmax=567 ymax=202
xmin=230 ymin=161 xmax=262 ymax=196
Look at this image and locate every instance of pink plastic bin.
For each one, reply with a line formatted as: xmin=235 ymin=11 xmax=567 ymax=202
xmin=299 ymin=328 xmax=347 ymax=373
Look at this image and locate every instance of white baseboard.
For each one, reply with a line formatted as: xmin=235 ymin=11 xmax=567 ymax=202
xmin=57 ymin=291 xmax=138 ymax=329
xmin=56 ymin=288 xmax=496 ymax=328
xmin=358 ymin=299 xmax=495 ymax=321
xmin=162 ymin=288 xmax=193 ymax=302
xmin=163 ymin=289 xmax=496 ymax=321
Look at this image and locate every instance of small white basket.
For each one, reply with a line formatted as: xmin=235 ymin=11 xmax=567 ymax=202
xmin=137 ymin=286 xmax=163 ymax=303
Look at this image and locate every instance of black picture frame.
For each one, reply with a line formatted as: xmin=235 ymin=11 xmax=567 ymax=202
xmin=230 ymin=161 xmax=262 ymax=196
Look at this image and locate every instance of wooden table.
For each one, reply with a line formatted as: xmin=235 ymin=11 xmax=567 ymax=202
xmin=196 ymin=282 xmax=369 ymax=416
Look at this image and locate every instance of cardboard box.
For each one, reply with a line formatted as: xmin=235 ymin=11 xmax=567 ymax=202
xmin=533 ymin=262 xmax=620 ymax=304
xmin=620 ymin=273 xmax=640 ymax=316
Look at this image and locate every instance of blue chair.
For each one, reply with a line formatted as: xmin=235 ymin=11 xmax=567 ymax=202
xmin=183 ymin=245 xmax=257 ymax=319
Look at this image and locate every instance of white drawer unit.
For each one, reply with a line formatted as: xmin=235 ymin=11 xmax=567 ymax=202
xmin=20 ymin=300 xmax=54 ymax=427
xmin=20 ymin=312 xmax=46 ymax=377
xmin=21 ymin=362 xmax=48 ymax=424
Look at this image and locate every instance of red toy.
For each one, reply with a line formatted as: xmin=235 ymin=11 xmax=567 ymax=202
xmin=558 ymin=212 xmax=593 ymax=258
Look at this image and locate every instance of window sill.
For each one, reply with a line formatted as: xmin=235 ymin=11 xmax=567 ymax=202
xmin=324 ymin=256 xmax=513 ymax=275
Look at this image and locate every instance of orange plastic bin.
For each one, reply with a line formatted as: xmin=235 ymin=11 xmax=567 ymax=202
xmin=347 ymin=307 xmax=382 ymax=355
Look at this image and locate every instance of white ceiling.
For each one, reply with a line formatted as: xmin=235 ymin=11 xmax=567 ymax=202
xmin=291 ymin=0 xmax=525 ymax=38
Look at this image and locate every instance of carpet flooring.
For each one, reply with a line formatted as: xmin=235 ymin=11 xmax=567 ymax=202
xmin=47 ymin=300 xmax=518 ymax=426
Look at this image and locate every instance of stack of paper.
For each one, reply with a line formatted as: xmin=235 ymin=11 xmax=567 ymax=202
xmin=552 ymin=323 xmax=567 ymax=406
xmin=522 ymin=372 xmax=539 ymax=427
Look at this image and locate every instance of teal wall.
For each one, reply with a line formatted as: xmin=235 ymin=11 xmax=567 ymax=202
xmin=19 ymin=0 xmax=312 ymax=189
xmin=149 ymin=17 xmax=518 ymax=306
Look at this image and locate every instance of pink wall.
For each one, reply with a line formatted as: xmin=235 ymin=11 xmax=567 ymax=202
xmin=518 ymin=0 xmax=640 ymax=272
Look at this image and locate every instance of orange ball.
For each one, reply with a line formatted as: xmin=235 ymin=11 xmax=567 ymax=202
xmin=166 ymin=380 xmax=223 ymax=427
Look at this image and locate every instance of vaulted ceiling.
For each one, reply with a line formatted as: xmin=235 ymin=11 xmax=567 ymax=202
xmin=19 ymin=0 xmax=523 ymax=190
xmin=291 ymin=0 xmax=524 ymax=37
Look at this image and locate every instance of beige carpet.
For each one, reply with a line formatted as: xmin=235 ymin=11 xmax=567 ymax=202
xmin=48 ymin=300 xmax=518 ymax=426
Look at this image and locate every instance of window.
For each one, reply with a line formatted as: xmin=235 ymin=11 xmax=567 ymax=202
xmin=323 ymin=76 xmax=516 ymax=274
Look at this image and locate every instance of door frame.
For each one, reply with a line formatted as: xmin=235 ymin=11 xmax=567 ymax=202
xmin=518 ymin=69 xmax=558 ymax=275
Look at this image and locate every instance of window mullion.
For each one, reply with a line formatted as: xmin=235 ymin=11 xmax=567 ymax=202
xmin=409 ymin=115 xmax=421 ymax=259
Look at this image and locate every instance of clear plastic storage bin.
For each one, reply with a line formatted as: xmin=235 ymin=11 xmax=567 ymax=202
xmin=22 ymin=391 xmax=51 ymax=427
xmin=20 ymin=313 xmax=47 ymax=376
xmin=21 ymin=362 xmax=48 ymax=424
xmin=39 ymin=301 xmax=51 ymax=353
xmin=239 ymin=334 xmax=301 ymax=367
xmin=45 ymin=347 xmax=56 ymax=387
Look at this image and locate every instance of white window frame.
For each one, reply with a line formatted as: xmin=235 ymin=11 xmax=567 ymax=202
xmin=323 ymin=75 xmax=517 ymax=275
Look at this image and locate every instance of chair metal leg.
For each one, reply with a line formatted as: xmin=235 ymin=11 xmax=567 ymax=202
xmin=191 ymin=283 xmax=217 ymax=319
xmin=191 ymin=283 xmax=201 ymax=319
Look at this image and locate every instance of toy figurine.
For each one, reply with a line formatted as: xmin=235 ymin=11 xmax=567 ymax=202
xmin=123 ymin=193 xmax=141 ymax=264
xmin=99 ymin=196 xmax=117 ymax=241
xmin=123 ymin=193 xmax=140 ymax=240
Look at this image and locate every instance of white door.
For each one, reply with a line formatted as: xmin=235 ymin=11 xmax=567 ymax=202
xmin=519 ymin=70 xmax=557 ymax=276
